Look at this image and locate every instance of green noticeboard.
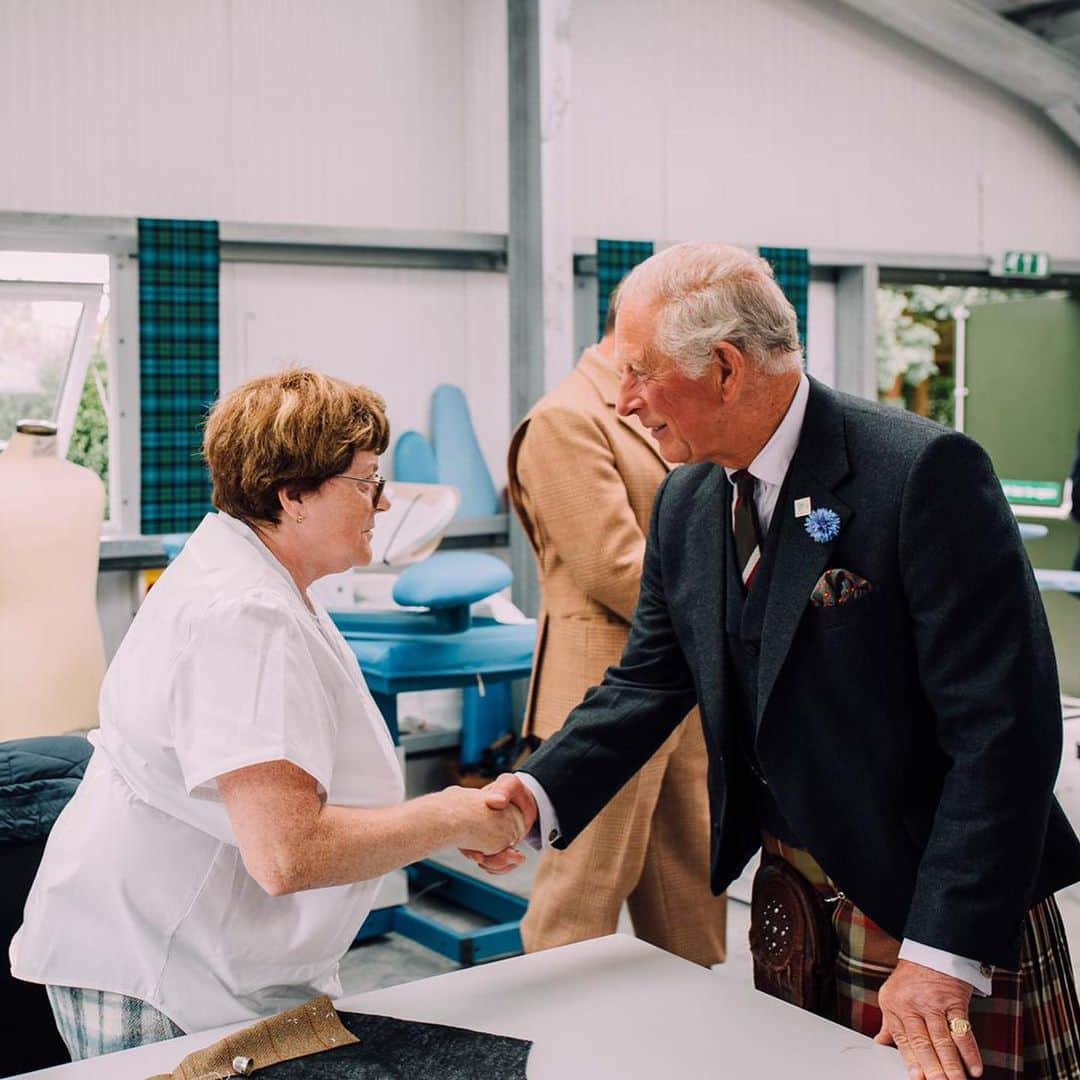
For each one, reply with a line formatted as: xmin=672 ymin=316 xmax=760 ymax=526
xmin=964 ymin=295 xmax=1080 ymax=695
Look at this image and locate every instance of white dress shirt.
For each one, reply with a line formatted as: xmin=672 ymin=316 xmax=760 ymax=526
xmin=519 ymin=373 xmax=992 ymax=994
xmin=11 ymin=512 xmax=405 ymax=1031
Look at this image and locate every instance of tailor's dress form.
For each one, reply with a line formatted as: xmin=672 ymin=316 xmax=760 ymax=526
xmin=0 ymin=430 xmax=106 ymax=737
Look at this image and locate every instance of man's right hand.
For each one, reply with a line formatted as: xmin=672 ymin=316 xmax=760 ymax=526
xmin=460 ymin=773 xmax=539 ymax=874
xmin=441 ymin=785 xmax=525 ymax=855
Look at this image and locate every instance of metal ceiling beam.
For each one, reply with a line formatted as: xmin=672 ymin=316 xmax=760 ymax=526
xmin=835 ymin=0 xmax=1080 ymax=151
xmin=980 ymin=0 xmax=1069 ymax=14
xmin=507 ymin=0 xmax=574 ymax=619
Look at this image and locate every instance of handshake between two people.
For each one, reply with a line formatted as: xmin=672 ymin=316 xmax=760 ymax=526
xmin=452 ymin=773 xmax=539 ymax=874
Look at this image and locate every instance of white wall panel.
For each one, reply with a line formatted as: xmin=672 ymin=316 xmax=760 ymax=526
xmin=571 ymin=0 xmax=1080 ymax=259
xmin=568 ymin=0 xmax=668 ymax=240
xmin=0 ymin=0 xmax=233 ymax=218
xmin=806 ymin=278 xmax=836 ymax=387
xmin=462 ymin=270 xmax=512 ymax=488
xmin=1 ymin=0 xmax=1075 ymax=254
xmin=219 ymin=262 xmax=510 ymax=489
xmin=0 ymin=0 xmax=471 ymax=228
xmin=462 ymin=0 xmax=508 ymax=232
xmin=225 ymin=0 xmax=467 ymax=229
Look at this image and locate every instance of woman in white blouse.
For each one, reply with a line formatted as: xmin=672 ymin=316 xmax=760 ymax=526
xmin=11 ymin=369 xmax=525 ymax=1058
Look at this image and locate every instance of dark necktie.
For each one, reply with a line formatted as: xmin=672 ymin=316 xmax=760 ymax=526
xmin=732 ymin=469 xmax=763 ymax=590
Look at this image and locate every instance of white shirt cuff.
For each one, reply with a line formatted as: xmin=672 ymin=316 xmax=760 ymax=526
xmin=899 ymin=939 xmax=993 ymax=996
xmin=514 ymin=772 xmax=562 ymax=850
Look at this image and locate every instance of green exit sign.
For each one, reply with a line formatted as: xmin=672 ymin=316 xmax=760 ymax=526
xmin=998 ymin=250 xmax=1050 ymax=278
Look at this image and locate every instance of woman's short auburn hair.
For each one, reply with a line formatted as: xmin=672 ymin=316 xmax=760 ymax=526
xmin=203 ymin=368 xmax=390 ymax=525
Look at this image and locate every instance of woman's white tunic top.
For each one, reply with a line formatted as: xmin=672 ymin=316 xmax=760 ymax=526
xmin=10 ymin=513 xmax=404 ymax=1033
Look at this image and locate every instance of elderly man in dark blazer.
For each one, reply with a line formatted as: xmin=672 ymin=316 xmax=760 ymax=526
xmin=470 ymin=243 xmax=1080 ymax=1080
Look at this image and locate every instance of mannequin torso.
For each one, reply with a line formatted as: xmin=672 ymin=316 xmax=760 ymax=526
xmin=0 ymin=423 xmax=106 ymax=736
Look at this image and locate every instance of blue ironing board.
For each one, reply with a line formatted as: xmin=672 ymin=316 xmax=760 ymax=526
xmin=334 ymin=552 xmax=534 ymax=965
xmin=338 ymin=613 xmax=534 ymax=963
xmin=338 ymin=616 xmax=536 ymax=741
xmin=431 ymin=384 xmax=500 ymax=518
xmin=333 ymin=551 xmax=533 ymax=741
xmin=394 ymin=393 xmax=511 ymax=759
xmin=393 ymin=430 xmax=439 ymax=485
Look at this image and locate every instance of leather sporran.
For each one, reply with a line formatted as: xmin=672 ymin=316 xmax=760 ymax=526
xmin=748 ymin=852 xmax=837 ymax=1018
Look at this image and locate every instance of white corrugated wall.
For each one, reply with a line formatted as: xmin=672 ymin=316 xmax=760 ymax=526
xmin=0 ymin=0 xmax=1076 ymax=254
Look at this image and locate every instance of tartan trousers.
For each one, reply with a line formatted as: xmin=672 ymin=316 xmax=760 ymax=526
xmin=759 ymin=838 xmax=1080 ymax=1079
xmin=46 ymin=985 xmax=185 ymax=1060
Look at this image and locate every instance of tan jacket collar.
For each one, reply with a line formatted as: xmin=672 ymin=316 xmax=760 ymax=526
xmin=576 ymin=345 xmax=670 ymax=471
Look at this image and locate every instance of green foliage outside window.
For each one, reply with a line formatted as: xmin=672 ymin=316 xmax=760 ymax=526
xmin=877 ymin=285 xmax=1067 ymax=429
xmin=876 ymin=290 xmax=940 ymax=394
xmin=68 ymin=332 xmax=110 ymax=514
xmin=927 ymin=376 xmax=956 ymax=428
xmin=0 ymin=303 xmax=111 ymax=518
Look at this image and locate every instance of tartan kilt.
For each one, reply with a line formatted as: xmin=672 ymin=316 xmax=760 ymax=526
xmin=756 ymin=839 xmax=1080 ymax=1079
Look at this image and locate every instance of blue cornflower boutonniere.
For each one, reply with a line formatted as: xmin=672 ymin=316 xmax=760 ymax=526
xmin=804 ymin=507 xmax=841 ymax=543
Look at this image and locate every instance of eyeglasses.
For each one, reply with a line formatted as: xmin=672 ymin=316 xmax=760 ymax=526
xmin=333 ymin=472 xmax=386 ymax=505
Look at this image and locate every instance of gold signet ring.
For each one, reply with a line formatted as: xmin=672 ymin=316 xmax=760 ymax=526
xmin=948 ymin=1017 xmax=972 ymax=1037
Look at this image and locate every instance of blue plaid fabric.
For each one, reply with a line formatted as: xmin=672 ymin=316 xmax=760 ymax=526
xmin=758 ymin=246 xmax=809 ymax=363
xmin=596 ymin=239 xmax=654 ymax=339
xmin=138 ymin=219 xmax=219 ymax=535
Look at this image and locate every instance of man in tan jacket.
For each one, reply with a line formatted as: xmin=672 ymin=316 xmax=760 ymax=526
xmin=506 ymin=286 xmax=727 ymax=966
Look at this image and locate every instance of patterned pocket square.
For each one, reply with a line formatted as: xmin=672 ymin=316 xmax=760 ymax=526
xmin=810 ymin=568 xmax=873 ymax=608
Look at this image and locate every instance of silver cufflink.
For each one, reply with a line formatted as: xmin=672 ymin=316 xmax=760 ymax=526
xmin=232 ymin=1056 xmax=255 ymax=1076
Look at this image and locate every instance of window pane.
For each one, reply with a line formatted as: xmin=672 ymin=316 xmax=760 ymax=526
xmin=876 ymin=285 xmax=1068 ymax=427
xmin=67 ymin=315 xmax=110 ymax=517
xmin=0 ymin=299 xmax=83 ymax=443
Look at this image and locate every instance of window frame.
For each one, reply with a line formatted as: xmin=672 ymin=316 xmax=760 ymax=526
xmin=0 ymin=240 xmax=137 ymax=537
xmin=0 ymin=277 xmax=104 ymax=450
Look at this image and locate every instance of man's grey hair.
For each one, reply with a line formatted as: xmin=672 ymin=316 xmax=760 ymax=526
xmin=621 ymin=243 xmax=803 ymax=377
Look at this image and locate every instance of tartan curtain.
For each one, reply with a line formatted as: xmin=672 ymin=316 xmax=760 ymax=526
xmin=138 ymin=219 xmax=220 ymax=534
xmin=596 ymin=239 xmax=654 ymax=339
xmin=758 ymin=246 xmax=809 ymax=364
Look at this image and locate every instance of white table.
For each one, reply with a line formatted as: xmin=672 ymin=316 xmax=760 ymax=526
xmin=16 ymin=935 xmax=901 ymax=1078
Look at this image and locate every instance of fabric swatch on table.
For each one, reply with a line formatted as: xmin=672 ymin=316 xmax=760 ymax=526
xmin=249 ymin=1009 xmax=532 ymax=1079
xmin=148 ymin=997 xmax=357 ymax=1079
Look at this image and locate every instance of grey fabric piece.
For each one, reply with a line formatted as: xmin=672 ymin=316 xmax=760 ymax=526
xmin=250 ymin=1011 xmax=531 ymax=1078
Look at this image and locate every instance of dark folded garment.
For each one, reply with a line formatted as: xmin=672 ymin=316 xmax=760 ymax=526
xmin=250 ymin=1010 xmax=531 ymax=1079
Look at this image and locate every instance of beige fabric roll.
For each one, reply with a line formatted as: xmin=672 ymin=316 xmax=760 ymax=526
xmin=147 ymin=996 xmax=358 ymax=1079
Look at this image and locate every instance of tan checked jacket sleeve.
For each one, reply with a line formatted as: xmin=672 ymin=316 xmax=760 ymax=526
xmin=514 ymin=405 xmax=646 ymax=624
